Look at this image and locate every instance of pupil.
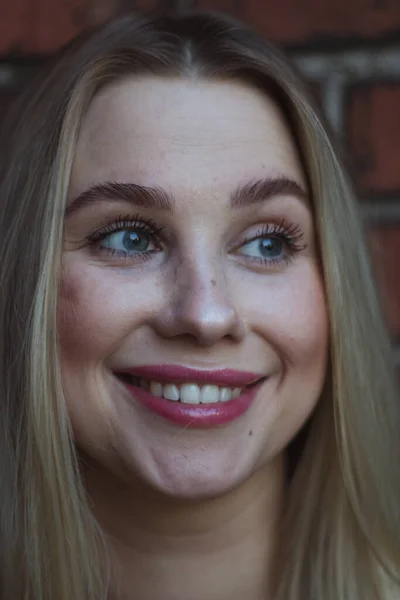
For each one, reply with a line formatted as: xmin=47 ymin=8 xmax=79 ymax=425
xmin=260 ymin=237 xmax=282 ymax=257
xmin=123 ymin=231 xmax=149 ymax=252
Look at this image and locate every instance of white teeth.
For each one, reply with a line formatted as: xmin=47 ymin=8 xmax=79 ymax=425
xmin=163 ymin=384 xmax=180 ymax=401
xmin=150 ymin=381 xmax=163 ymax=397
xmin=139 ymin=379 xmax=243 ymax=404
xmin=201 ymin=385 xmax=220 ymax=404
xmin=220 ymin=388 xmax=232 ymax=402
xmin=180 ymin=384 xmax=201 ymax=404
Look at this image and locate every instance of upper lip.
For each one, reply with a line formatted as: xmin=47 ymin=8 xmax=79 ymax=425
xmin=114 ymin=365 xmax=264 ymax=387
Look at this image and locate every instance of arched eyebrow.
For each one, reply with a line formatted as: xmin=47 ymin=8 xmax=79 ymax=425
xmin=65 ymin=176 xmax=308 ymax=217
xmin=65 ymin=181 xmax=174 ymax=216
xmin=231 ymin=177 xmax=309 ymax=208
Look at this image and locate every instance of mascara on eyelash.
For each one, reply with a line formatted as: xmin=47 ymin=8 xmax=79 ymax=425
xmin=87 ymin=213 xmax=165 ymax=243
xmin=87 ymin=214 xmax=307 ymax=268
xmin=242 ymin=220 xmax=306 ymax=251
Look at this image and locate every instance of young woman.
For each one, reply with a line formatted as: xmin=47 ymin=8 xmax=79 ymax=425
xmin=0 ymin=9 xmax=399 ymax=600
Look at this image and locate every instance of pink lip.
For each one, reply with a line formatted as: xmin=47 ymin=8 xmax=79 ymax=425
xmin=113 ymin=365 xmax=265 ymax=428
xmin=115 ymin=364 xmax=262 ymax=387
xmin=118 ymin=380 xmax=262 ymax=428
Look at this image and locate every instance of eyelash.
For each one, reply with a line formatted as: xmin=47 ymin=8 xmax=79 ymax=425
xmin=240 ymin=219 xmax=306 ymax=267
xmin=87 ymin=213 xmax=164 ymax=262
xmin=87 ymin=214 xmax=306 ymax=267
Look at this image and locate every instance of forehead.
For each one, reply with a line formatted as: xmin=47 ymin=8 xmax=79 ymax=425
xmin=70 ymin=76 xmax=306 ymax=197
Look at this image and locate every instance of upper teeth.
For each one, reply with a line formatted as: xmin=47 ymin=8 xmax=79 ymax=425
xmin=146 ymin=380 xmax=242 ymax=404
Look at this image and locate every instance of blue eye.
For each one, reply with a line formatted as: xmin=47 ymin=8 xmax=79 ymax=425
xmin=237 ymin=221 xmax=306 ymax=267
xmin=101 ymin=229 xmax=153 ymax=254
xmin=88 ymin=214 xmax=164 ymax=263
xmin=241 ymin=236 xmax=284 ymax=259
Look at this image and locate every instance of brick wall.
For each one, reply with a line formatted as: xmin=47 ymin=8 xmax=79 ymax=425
xmin=1 ymin=0 xmax=399 ymax=367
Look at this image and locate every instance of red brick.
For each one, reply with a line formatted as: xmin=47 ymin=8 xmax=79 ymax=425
xmin=347 ymin=84 xmax=400 ymax=194
xmin=368 ymin=226 xmax=400 ymax=338
xmin=0 ymin=0 xmax=156 ymax=56
xmin=194 ymin=0 xmax=400 ymax=44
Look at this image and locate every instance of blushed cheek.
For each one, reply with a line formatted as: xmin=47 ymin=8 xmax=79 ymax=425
xmin=246 ymin=263 xmax=329 ymax=434
xmin=288 ymin=276 xmax=328 ymax=361
xmin=247 ymin=266 xmax=327 ymax=356
xmin=58 ymin=262 xmax=121 ymax=362
xmin=57 ymin=264 xmax=117 ymax=445
xmin=279 ymin=270 xmax=329 ymax=387
xmin=279 ymin=268 xmax=329 ymax=429
xmin=58 ymin=270 xmax=96 ymax=361
xmin=256 ymin=268 xmax=328 ymax=457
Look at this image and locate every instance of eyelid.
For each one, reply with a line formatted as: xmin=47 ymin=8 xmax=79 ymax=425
xmin=85 ymin=213 xmax=165 ymax=266
xmin=85 ymin=213 xmax=306 ymax=269
xmin=235 ymin=220 xmax=305 ymax=249
xmin=87 ymin=213 xmax=165 ymax=242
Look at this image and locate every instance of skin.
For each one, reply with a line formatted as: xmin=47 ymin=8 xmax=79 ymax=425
xmin=59 ymin=77 xmax=329 ymax=599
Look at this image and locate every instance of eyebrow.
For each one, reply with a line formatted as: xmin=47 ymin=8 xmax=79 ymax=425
xmin=65 ymin=176 xmax=308 ymax=217
xmin=231 ymin=177 xmax=308 ymax=208
xmin=65 ymin=181 xmax=174 ymax=216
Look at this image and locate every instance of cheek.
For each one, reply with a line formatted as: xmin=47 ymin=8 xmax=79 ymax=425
xmin=58 ymin=260 xmax=156 ymax=362
xmin=57 ymin=260 xmax=140 ymax=455
xmin=247 ymin=262 xmax=328 ymax=364
xmin=57 ymin=263 xmax=114 ymax=438
xmin=58 ymin=264 xmax=114 ymax=360
xmin=244 ymin=263 xmax=328 ymax=453
xmin=57 ymin=259 xmax=164 ymax=436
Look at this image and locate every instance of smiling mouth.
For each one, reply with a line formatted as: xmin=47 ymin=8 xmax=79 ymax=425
xmin=115 ymin=373 xmax=262 ymax=405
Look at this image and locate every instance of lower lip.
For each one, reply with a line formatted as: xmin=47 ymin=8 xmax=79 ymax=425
xmin=119 ymin=381 xmax=262 ymax=428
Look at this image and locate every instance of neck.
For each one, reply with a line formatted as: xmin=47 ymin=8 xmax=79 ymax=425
xmin=82 ymin=455 xmax=286 ymax=600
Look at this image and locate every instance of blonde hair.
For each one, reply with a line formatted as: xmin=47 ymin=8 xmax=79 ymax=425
xmin=0 ymin=10 xmax=399 ymax=600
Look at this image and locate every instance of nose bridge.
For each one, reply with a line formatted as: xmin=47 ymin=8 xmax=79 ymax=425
xmin=155 ymin=250 xmax=245 ymax=345
xmin=178 ymin=257 xmax=227 ymax=317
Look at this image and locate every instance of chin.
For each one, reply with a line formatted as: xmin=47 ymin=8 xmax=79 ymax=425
xmin=113 ymin=442 xmax=256 ymax=501
xmin=147 ymin=470 xmax=249 ymax=501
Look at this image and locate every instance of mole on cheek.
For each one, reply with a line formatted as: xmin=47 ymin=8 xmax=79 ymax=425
xmin=211 ymin=279 xmax=217 ymax=287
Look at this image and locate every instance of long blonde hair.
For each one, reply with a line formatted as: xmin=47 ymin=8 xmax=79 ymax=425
xmin=0 ymin=9 xmax=399 ymax=600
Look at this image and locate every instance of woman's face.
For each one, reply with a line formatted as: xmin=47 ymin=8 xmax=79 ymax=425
xmin=60 ymin=76 xmax=328 ymax=498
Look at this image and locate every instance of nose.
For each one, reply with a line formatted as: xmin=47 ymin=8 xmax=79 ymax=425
xmin=152 ymin=263 xmax=246 ymax=346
